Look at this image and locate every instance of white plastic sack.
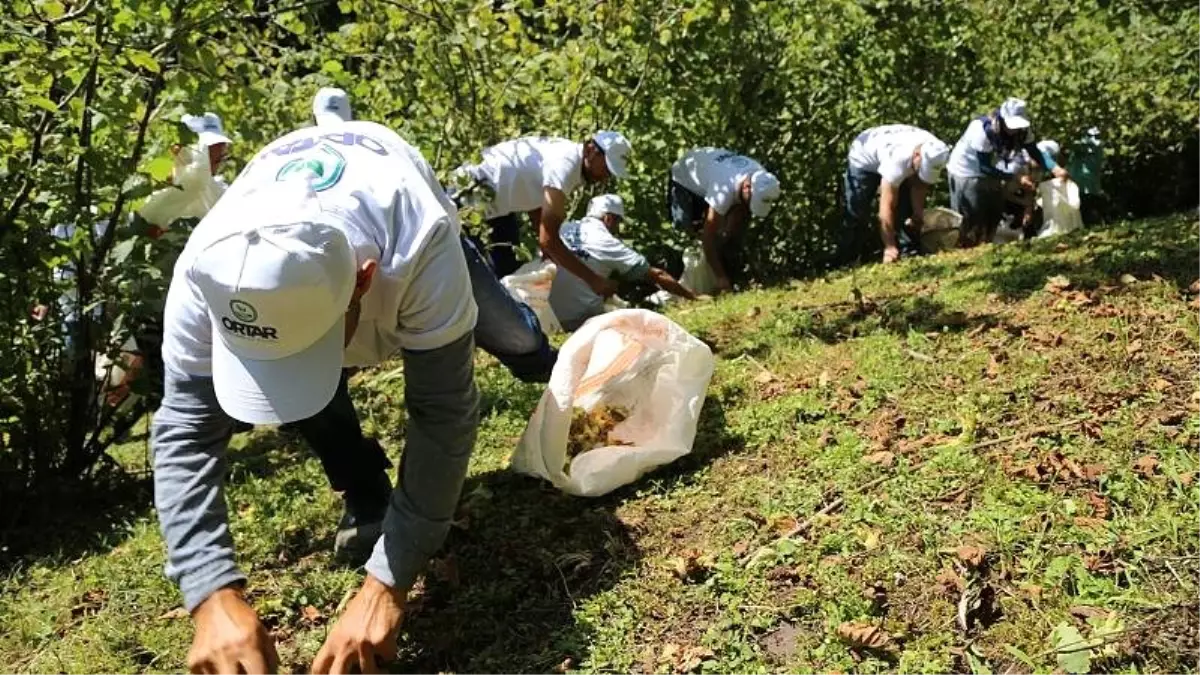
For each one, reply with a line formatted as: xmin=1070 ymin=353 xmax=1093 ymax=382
xmin=920 ymin=207 xmax=962 ymax=253
xmin=511 ymin=309 xmax=715 ymax=497
xmin=1036 ymin=178 xmax=1083 ymax=239
xmin=501 ymin=259 xmax=563 ymax=335
xmin=679 ymin=244 xmax=717 ymax=295
xmin=138 ymin=146 xmax=227 ymax=227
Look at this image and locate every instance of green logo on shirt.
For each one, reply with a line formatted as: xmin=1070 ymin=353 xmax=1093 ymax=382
xmin=229 ymin=299 xmax=258 ymax=323
xmin=275 ymin=143 xmax=346 ymax=192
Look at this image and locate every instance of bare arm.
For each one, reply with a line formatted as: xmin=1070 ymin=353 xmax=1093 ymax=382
xmin=701 ymin=207 xmax=729 ymax=289
xmin=536 ymin=188 xmax=616 ymax=296
xmin=878 ymin=181 xmax=900 ymax=254
xmin=909 ymin=179 xmax=929 ymax=232
xmin=648 ymin=266 xmax=697 ymax=300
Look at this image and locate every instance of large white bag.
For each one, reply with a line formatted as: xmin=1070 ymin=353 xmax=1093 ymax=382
xmin=920 ymin=207 xmax=963 ymax=253
xmin=1037 ymin=177 xmax=1083 ymax=238
xmin=511 ymin=309 xmax=715 ymax=497
xmin=501 ymin=259 xmax=563 ymax=334
xmin=679 ymin=244 xmax=717 ymax=295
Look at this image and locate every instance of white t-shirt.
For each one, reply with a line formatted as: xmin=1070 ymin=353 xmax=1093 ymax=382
xmin=162 ymin=120 xmax=477 ymax=377
xmin=478 ymin=137 xmax=584 ymax=217
xmin=549 ymin=217 xmax=649 ymax=328
xmin=671 ymin=148 xmax=763 ymax=216
xmin=847 ymin=124 xmax=939 ymax=186
xmin=947 ymin=119 xmax=996 ymax=179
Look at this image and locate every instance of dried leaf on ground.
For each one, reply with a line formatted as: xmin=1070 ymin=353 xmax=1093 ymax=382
xmin=863 ymin=451 xmax=895 ymax=467
xmin=1045 ymin=275 xmax=1072 ymax=292
xmin=670 ymin=548 xmax=713 ymax=582
xmin=1125 ymin=339 xmax=1143 ymax=355
xmin=1188 ymin=279 xmax=1200 ymax=295
xmin=818 ymin=370 xmax=831 ymax=388
xmin=1118 ymin=273 xmax=1139 ymax=286
xmin=1085 ymin=492 xmax=1110 ymax=519
xmin=157 ymin=607 xmax=189 ymax=621
xmin=957 ymin=545 xmax=987 ymax=568
xmin=754 ymin=369 xmax=778 ymax=384
xmin=817 ymin=428 xmax=834 ymax=448
xmin=300 ymin=605 xmax=323 ymax=624
xmin=677 ymin=646 xmax=715 ymax=673
xmin=1081 ymin=463 xmax=1107 ymax=481
xmin=836 ymin=621 xmax=892 ymax=650
xmin=1132 ymin=455 xmax=1159 ymax=477
xmin=1069 ymin=605 xmax=1112 ymax=620
xmin=936 ymin=567 xmax=964 ymax=596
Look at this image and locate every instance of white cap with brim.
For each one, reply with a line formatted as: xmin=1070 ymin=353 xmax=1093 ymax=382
xmin=749 ymin=170 xmax=781 ymax=218
xmin=1036 ymin=139 xmax=1061 ymax=159
xmin=192 ymin=183 xmax=356 ymax=424
xmin=587 ymin=194 xmax=624 ymax=219
xmin=313 ymin=87 xmax=352 ymax=126
xmin=591 ymin=130 xmax=632 ymax=179
xmin=182 ymin=112 xmax=233 ymax=148
xmin=918 ymin=139 xmax=951 ymax=184
xmin=999 ymin=97 xmax=1032 ymax=130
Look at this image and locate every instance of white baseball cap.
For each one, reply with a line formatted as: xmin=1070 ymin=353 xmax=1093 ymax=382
xmin=749 ymin=170 xmax=781 ymax=218
xmin=191 ymin=182 xmax=357 ymax=424
xmin=182 ymin=112 xmax=233 ymax=148
xmin=313 ymin=87 xmax=352 ymax=126
xmin=918 ymin=139 xmax=951 ymax=184
xmin=999 ymin=97 xmax=1032 ymax=130
xmin=586 ymin=194 xmax=625 ymax=219
xmin=1036 ymin=139 xmax=1061 ymax=159
xmin=591 ymin=130 xmax=631 ymax=179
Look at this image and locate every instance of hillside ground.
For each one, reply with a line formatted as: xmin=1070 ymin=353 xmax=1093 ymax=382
xmin=1 ymin=213 xmax=1197 ymax=674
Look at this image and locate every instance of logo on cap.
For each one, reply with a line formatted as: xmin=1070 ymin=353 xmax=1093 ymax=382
xmin=230 ymin=299 xmax=258 ymax=323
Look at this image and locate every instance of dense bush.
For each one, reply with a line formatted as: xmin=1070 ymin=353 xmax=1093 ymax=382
xmin=1 ymin=0 xmax=1195 ymax=501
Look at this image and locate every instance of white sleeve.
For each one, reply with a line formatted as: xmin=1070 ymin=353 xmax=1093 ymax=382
xmin=584 ymin=227 xmax=649 ymax=280
xmin=542 ymin=151 xmax=577 ymax=193
xmin=878 ymin=148 xmax=910 ymax=186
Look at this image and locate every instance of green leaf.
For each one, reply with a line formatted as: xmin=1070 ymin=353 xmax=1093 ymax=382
xmin=1051 ymin=623 xmax=1092 ymax=675
xmin=144 ymin=156 xmax=174 ymax=182
xmin=111 ymin=239 xmax=135 ymax=264
xmin=41 ymin=0 xmax=65 ymax=19
xmin=28 ymin=96 xmax=57 ymax=112
xmin=127 ymin=50 xmax=161 ymax=73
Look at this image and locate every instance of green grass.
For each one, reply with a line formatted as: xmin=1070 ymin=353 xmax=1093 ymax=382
xmin=1 ymin=213 xmax=1197 ymax=674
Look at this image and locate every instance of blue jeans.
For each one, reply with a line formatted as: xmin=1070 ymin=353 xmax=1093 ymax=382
xmin=484 ymin=213 xmax=523 ymax=278
xmin=949 ymin=174 xmax=1003 ymax=246
xmin=841 ymin=167 xmax=917 ymax=264
xmin=460 ymin=235 xmax=557 ymax=383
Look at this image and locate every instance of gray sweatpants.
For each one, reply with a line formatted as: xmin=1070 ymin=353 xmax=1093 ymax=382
xmin=152 ymin=332 xmax=480 ymax=611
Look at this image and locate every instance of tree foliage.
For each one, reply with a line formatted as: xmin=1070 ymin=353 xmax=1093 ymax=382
xmin=0 ymin=0 xmax=1195 ymax=500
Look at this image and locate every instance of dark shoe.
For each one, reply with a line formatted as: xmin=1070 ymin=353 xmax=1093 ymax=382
xmin=334 ymin=471 xmax=391 ymax=565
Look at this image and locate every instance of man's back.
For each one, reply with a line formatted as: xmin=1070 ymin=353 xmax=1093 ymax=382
xmin=163 ymin=121 xmax=474 ymax=376
xmin=549 ymin=217 xmax=648 ymax=329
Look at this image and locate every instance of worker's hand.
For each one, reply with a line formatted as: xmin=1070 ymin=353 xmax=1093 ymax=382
xmin=714 ymin=276 xmax=733 ymax=294
xmin=312 ymin=575 xmax=405 ymax=675
xmin=1051 ymin=166 xmax=1070 ymax=181
xmin=882 ymin=246 xmax=901 ymax=264
xmin=589 ymin=275 xmax=619 ymax=299
xmin=188 ymin=587 xmax=278 ymax=675
xmin=30 ymin=304 xmax=49 ymax=322
xmin=1019 ymin=174 xmax=1036 ymax=190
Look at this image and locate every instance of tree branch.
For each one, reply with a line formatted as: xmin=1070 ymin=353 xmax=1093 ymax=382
xmin=48 ymin=0 xmax=94 ymax=25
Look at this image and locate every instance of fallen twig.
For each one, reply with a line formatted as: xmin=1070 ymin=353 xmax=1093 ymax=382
xmin=962 ymin=417 xmax=1091 ymax=453
xmin=904 ymin=348 xmax=936 ymax=363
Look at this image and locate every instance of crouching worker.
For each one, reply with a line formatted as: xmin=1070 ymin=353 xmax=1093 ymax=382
xmin=152 ymin=120 xmax=480 ymax=674
xmin=842 ymin=124 xmax=950 ymax=264
xmin=550 ymin=195 xmax=699 ymax=331
xmin=668 ymin=148 xmax=780 ymax=294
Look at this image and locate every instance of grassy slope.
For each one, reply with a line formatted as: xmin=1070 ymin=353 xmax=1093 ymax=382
xmin=1 ymin=214 xmax=1197 ymax=674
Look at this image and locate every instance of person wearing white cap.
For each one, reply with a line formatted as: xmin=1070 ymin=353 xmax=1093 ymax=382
xmin=450 ymin=131 xmax=632 ymax=287
xmin=946 ymin=97 xmax=1069 ymax=246
xmin=668 ymin=148 xmax=780 ymax=293
xmin=313 ymin=87 xmax=353 ymax=126
xmin=180 ymin=112 xmax=233 ymax=179
xmin=843 ymin=124 xmax=952 ymax=264
xmin=301 ymin=88 xmax=559 ymax=383
xmin=152 ymin=120 xmax=481 ymax=674
xmin=549 ymin=194 xmax=699 ymax=330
